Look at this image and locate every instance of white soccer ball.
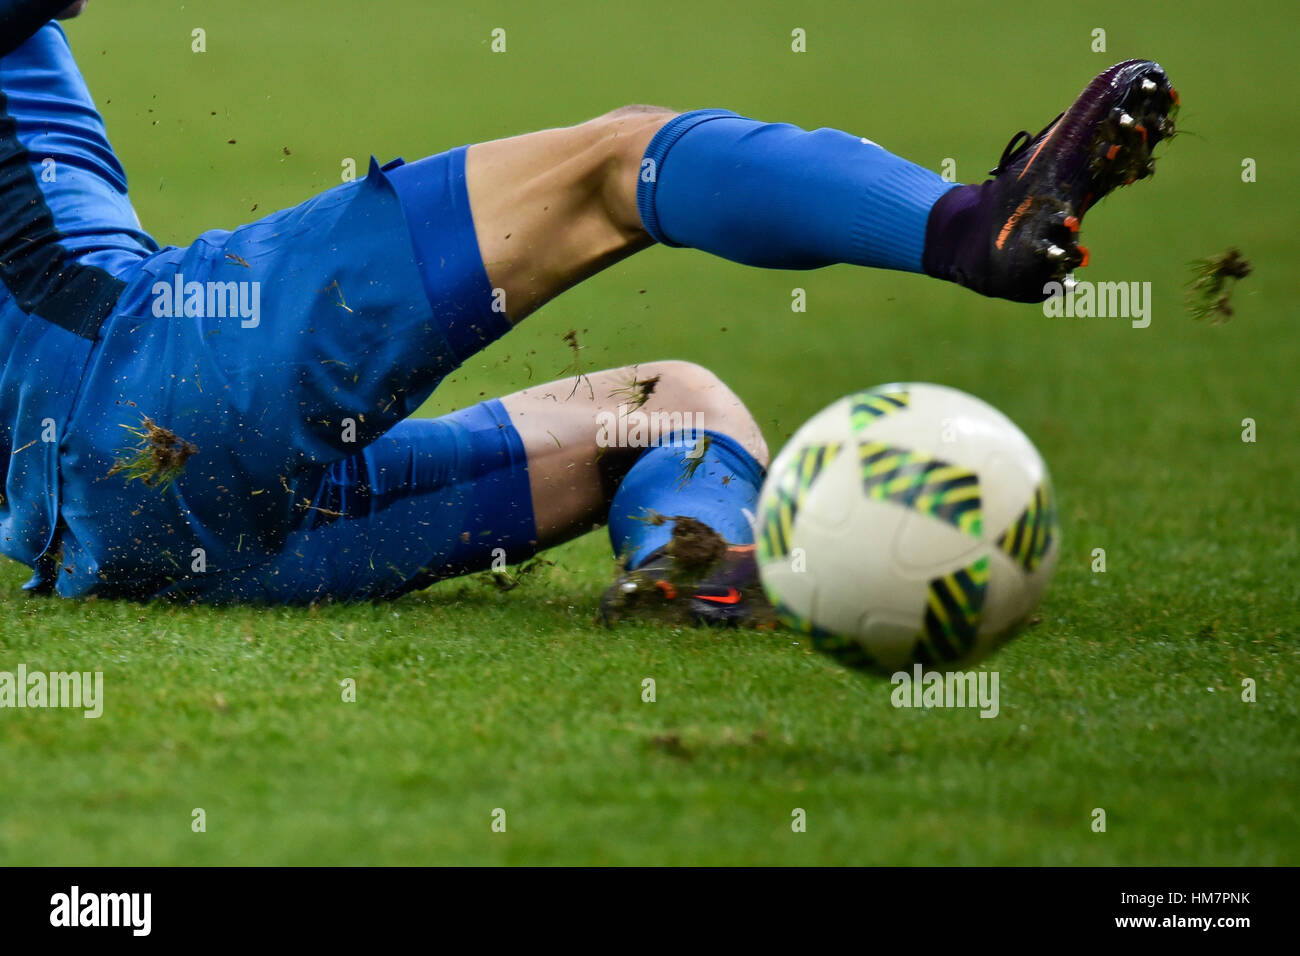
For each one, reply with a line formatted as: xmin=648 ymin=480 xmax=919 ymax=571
xmin=756 ymin=383 xmax=1059 ymax=674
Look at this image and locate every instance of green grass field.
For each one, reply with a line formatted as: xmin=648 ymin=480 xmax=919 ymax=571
xmin=1 ymin=0 xmax=1297 ymax=865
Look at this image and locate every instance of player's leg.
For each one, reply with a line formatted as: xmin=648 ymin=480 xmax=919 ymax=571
xmin=463 ymin=105 xmax=673 ymax=321
xmin=58 ymin=61 xmax=1175 ymax=599
xmin=464 ymin=62 xmax=1178 ymax=317
xmin=158 ymin=360 xmax=768 ymax=605
xmin=498 ymin=359 xmax=767 ymax=548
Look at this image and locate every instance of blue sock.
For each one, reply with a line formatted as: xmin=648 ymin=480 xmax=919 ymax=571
xmin=608 ymin=430 xmax=764 ymax=568
xmin=638 ymin=110 xmax=958 ymax=273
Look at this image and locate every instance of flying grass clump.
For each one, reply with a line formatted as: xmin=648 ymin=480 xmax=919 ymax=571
xmin=617 ymin=511 xmax=726 ymax=572
xmin=480 ymin=555 xmax=553 ymax=591
xmin=107 ymin=416 xmax=198 ymax=491
xmin=675 ymin=433 xmax=711 ymax=489
xmin=1186 ymin=247 xmax=1252 ymax=324
xmin=608 ymin=371 xmax=660 ymax=411
xmin=559 ymin=328 xmax=593 ymax=400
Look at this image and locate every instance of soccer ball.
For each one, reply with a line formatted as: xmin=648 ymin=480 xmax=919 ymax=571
xmin=755 ymin=383 xmax=1059 ymax=674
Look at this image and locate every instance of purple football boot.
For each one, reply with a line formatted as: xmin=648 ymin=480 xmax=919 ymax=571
xmin=923 ymin=59 xmax=1179 ymax=302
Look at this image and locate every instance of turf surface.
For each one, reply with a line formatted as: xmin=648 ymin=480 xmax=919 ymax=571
xmin=1 ymin=0 xmax=1296 ymax=864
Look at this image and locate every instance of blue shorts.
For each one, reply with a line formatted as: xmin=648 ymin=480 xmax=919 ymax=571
xmin=50 ymin=148 xmax=537 ymax=602
xmin=152 ymin=401 xmax=536 ymax=603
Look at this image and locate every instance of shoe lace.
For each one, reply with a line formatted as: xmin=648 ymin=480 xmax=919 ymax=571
xmin=989 ymin=111 xmax=1065 ymax=176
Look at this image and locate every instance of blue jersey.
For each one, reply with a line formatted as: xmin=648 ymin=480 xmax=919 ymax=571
xmin=0 ymin=21 xmax=156 ymax=570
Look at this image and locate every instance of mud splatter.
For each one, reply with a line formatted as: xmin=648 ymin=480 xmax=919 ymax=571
xmin=666 ymin=515 xmax=727 ymax=571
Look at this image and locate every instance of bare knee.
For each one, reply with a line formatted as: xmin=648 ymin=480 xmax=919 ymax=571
xmin=634 ymin=359 xmax=770 ymax=466
xmin=601 ymin=104 xmax=678 ymax=122
xmin=586 ymin=106 xmax=678 ymax=235
xmin=465 ymin=105 xmax=678 ymax=320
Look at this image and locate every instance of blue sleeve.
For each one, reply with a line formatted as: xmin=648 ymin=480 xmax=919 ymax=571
xmin=0 ymin=0 xmax=70 ymax=58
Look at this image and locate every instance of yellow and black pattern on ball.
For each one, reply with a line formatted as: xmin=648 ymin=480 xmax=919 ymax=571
xmin=756 ymin=442 xmax=841 ymax=562
xmin=857 ymin=441 xmax=983 ymax=538
xmin=776 ymin=602 xmax=880 ymax=672
xmin=849 ymin=387 xmax=910 ymax=432
xmin=996 ymin=480 xmax=1057 ymax=572
xmin=913 ymin=555 xmax=990 ymax=666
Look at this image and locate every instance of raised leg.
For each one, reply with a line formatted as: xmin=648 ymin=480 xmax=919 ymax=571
xmin=464 ymin=105 xmax=677 ymax=322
